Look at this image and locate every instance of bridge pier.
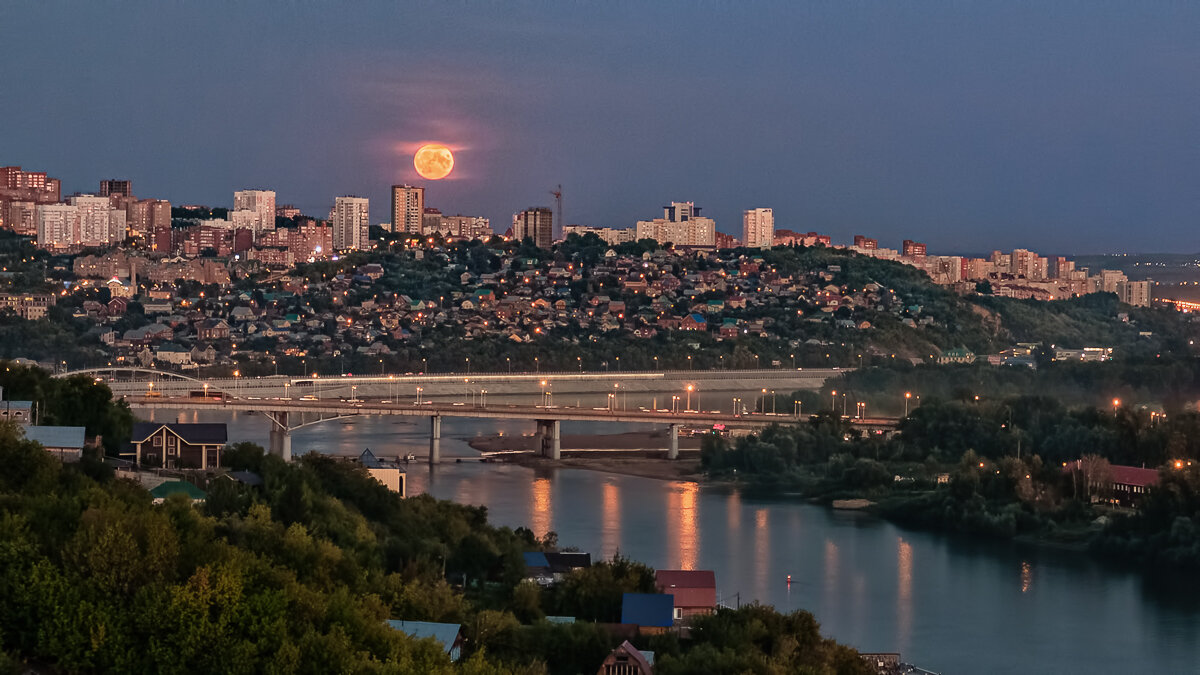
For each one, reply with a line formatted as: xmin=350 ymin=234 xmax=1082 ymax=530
xmin=268 ymin=411 xmax=292 ymax=462
xmin=536 ymin=419 xmax=561 ymax=460
xmin=668 ymin=423 xmax=679 ymax=460
xmin=429 ymin=415 xmax=441 ymax=465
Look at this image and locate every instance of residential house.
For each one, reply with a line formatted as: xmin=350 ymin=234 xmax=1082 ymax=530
xmin=654 ymin=570 xmax=717 ymax=621
xmin=596 ymin=640 xmax=655 ymax=675
xmin=620 ymin=593 xmax=675 ymax=633
xmin=22 ymin=425 xmax=86 ymax=462
xmin=385 ymin=621 xmax=463 ymax=661
xmin=358 ymin=448 xmax=406 ymax=496
xmin=128 ymin=422 xmax=227 ymax=469
xmin=0 ymin=401 xmax=33 ymax=423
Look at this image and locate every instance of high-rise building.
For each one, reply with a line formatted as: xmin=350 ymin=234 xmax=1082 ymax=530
xmin=37 ymin=204 xmax=79 ymax=250
xmin=391 ymin=185 xmax=425 ymax=234
xmin=514 ymin=207 xmax=554 ymax=249
xmin=742 ymin=208 xmax=774 ymax=249
xmin=853 ymin=235 xmax=878 ymax=250
xmin=275 ymin=204 xmax=301 ymax=219
xmin=3 ymin=201 xmax=37 ymax=236
xmin=635 ymin=201 xmax=716 ymax=247
xmin=902 ymin=240 xmax=927 ymax=257
xmin=233 ymin=189 xmax=276 ymax=233
xmin=332 ymin=196 xmax=370 ymax=250
xmin=125 ymin=199 xmax=170 ymax=242
xmin=70 ymin=195 xmax=125 ymax=245
xmin=99 ymin=179 xmax=132 ymax=198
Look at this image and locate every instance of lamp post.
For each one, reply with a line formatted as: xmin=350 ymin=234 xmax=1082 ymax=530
xmin=506 ymin=357 xmax=511 ymax=372
xmin=415 ymin=386 xmax=423 ymax=405
xmin=284 ymin=382 xmax=290 ymax=400
xmin=577 ymin=356 xmax=582 ymax=372
xmin=831 ymin=389 xmax=838 ymax=413
xmin=203 ymin=382 xmax=209 ymax=399
xmin=904 ymin=391 xmax=912 ymax=416
xmin=480 ymin=389 xmax=487 ymax=407
xmin=672 ymin=395 xmax=680 ymax=413
xmin=771 ymin=390 xmax=777 ymax=415
xmin=352 ymin=385 xmax=358 ymax=402
xmin=686 ymin=384 xmax=695 ymax=412
xmin=465 ymin=357 xmax=470 ymax=374
xmin=761 ymin=388 xmax=768 ymax=414
xmin=794 ymin=400 xmax=803 ymax=418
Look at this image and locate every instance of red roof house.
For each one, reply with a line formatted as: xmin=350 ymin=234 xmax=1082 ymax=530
xmin=654 ymin=570 xmax=716 ymax=620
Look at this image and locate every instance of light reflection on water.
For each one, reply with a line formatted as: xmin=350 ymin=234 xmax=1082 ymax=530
xmin=159 ymin=411 xmax=1200 ymax=675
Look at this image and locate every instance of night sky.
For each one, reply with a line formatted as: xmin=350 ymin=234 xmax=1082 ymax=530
xmin=3 ymin=2 xmax=1199 ymax=254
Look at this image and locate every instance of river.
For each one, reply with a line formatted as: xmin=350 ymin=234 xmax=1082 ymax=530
xmin=151 ymin=409 xmax=1200 ymax=674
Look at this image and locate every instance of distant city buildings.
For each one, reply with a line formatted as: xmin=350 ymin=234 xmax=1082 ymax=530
xmin=391 ymin=185 xmax=424 ymax=234
xmin=232 ymin=189 xmax=276 ymax=234
xmin=742 ymin=208 xmax=774 ymax=248
xmin=635 ymin=201 xmax=715 ymax=247
xmin=332 ymin=196 xmax=370 ymax=250
xmin=514 ymin=207 xmax=554 ymax=249
xmin=774 ymin=230 xmax=830 ymax=247
xmin=902 ymin=240 xmax=927 ymax=257
xmin=563 ymin=225 xmax=636 ymax=245
xmin=99 ymin=179 xmax=131 ymax=198
xmin=276 ymin=204 xmax=301 ymax=219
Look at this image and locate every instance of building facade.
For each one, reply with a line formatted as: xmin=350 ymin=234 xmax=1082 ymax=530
xmin=514 ymin=207 xmax=554 ymax=249
xmin=635 ymin=201 xmax=716 ymax=247
xmin=129 ymin=422 xmax=227 ymax=469
xmin=332 ymin=196 xmax=370 ymax=250
xmin=742 ymin=207 xmax=774 ymax=249
xmin=391 ymin=185 xmax=425 ymax=234
xmin=99 ymin=179 xmax=132 ymax=198
xmin=233 ymin=189 xmax=276 ymax=233
xmin=563 ymin=225 xmax=636 ymax=245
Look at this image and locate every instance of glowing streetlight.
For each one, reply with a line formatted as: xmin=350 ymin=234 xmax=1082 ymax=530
xmin=904 ymin=391 xmax=912 ymax=416
xmin=831 ymin=389 xmax=838 ymax=412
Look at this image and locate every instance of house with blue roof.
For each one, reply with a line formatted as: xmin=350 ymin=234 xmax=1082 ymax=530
xmin=621 ymin=593 xmax=675 ymax=631
xmin=22 ymin=425 xmax=86 ymax=462
xmin=385 ymin=621 xmax=463 ymax=661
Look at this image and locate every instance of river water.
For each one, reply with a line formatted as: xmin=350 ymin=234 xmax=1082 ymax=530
xmin=152 ymin=409 xmax=1200 ymax=674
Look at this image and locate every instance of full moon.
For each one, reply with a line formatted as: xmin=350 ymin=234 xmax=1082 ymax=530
xmin=414 ymin=144 xmax=454 ymax=180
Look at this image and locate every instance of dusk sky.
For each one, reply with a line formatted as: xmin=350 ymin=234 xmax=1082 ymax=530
xmin=4 ymin=2 xmax=1199 ymax=254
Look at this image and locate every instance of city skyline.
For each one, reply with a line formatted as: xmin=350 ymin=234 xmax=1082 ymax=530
xmin=5 ymin=3 xmax=1200 ymax=253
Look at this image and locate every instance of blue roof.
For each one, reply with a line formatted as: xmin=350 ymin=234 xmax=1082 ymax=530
xmin=621 ymin=593 xmax=674 ymax=627
xmin=524 ymin=552 xmax=549 ymax=568
xmin=22 ymin=425 xmax=85 ymax=449
xmin=386 ymin=621 xmax=461 ymax=656
xmin=689 ymin=313 xmax=707 ymax=323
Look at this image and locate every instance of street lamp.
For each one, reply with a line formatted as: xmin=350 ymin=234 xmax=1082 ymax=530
xmin=831 ymin=389 xmax=838 ymax=413
xmin=686 ymin=384 xmax=695 ymax=412
xmin=672 ymin=395 xmax=680 ymax=413
xmin=506 ymin=357 xmax=511 ymax=372
xmin=794 ymin=400 xmax=803 ymax=418
xmin=352 ymin=385 xmax=358 ymax=402
xmin=284 ymin=382 xmax=290 ymax=400
xmin=465 ymin=357 xmax=470 ymax=374
xmin=904 ymin=391 xmax=912 ymax=416
xmin=577 ymin=356 xmax=582 ymax=372
xmin=761 ymin=388 xmax=768 ymax=413
xmin=203 ymin=382 xmax=209 ymax=399
xmin=415 ymin=386 xmax=423 ymax=405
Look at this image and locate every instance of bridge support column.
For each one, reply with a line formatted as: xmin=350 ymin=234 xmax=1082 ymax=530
xmin=268 ymin=411 xmax=291 ymax=462
xmin=536 ymin=419 xmax=561 ymax=460
xmin=668 ymin=423 xmax=679 ymax=460
xmin=429 ymin=415 xmax=442 ymax=465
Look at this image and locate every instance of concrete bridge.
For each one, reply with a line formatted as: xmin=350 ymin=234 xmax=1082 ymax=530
xmin=63 ymin=366 xmax=846 ymax=406
xmin=61 ymin=367 xmax=899 ymax=465
xmin=121 ymin=393 xmax=900 ymax=465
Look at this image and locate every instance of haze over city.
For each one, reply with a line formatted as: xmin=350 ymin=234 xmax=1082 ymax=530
xmin=4 ymin=1 xmax=1200 ymax=253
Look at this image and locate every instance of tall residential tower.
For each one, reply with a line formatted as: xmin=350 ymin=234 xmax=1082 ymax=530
xmin=391 ymin=185 xmax=425 ymax=233
xmin=332 ymin=196 xmax=370 ymax=250
xmin=742 ymin=208 xmax=774 ymax=248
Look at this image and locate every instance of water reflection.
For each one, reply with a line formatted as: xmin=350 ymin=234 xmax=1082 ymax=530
xmin=531 ymin=477 xmax=552 ymax=538
xmin=898 ymin=538 xmax=913 ymax=651
xmin=666 ymin=481 xmax=700 ymax=570
xmin=602 ymin=481 xmax=620 ymax=558
xmin=1021 ymin=561 xmax=1033 ymax=594
xmin=727 ymin=488 xmax=742 ymax=532
xmin=755 ymin=508 xmax=770 ymax=600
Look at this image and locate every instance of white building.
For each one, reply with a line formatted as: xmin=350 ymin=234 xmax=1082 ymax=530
xmin=742 ymin=208 xmax=774 ymax=249
xmin=36 ymin=204 xmax=78 ymax=250
xmin=635 ymin=201 xmax=715 ymax=247
xmin=431 ymin=215 xmax=491 ymax=240
xmin=391 ymin=185 xmax=425 ymax=234
xmin=332 ymin=196 xmax=370 ymax=250
xmin=233 ymin=189 xmax=276 ymax=233
xmin=563 ymin=225 xmax=636 ymax=245
xmin=72 ymin=195 xmax=125 ymax=246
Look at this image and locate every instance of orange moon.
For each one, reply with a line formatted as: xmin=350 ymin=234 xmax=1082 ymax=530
xmin=414 ymin=144 xmax=454 ymax=180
